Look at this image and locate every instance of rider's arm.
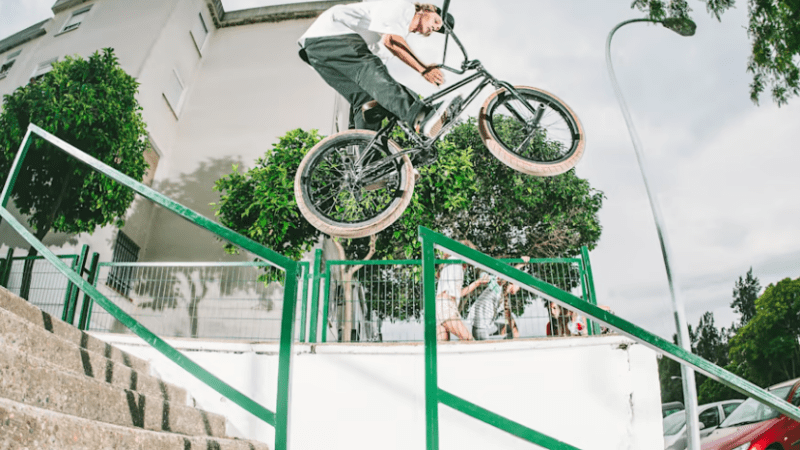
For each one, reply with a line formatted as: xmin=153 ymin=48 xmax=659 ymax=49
xmin=382 ymin=34 xmax=444 ymax=86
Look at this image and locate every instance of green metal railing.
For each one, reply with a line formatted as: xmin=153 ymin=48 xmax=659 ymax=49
xmin=0 ymin=124 xmax=298 ymax=450
xmin=419 ymin=225 xmax=800 ymax=449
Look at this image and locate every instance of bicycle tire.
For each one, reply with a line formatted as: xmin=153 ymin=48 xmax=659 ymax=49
xmin=294 ymin=129 xmax=415 ymax=239
xmin=478 ymin=85 xmax=585 ymax=176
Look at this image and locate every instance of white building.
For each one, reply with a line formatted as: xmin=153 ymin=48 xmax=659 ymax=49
xmin=0 ymin=0 xmax=354 ymax=264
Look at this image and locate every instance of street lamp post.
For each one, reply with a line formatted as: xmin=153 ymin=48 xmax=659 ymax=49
xmin=605 ymin=16 xmax=702 ymax=450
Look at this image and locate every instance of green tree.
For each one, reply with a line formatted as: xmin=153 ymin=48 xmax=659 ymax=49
xmin=728 ymin=276 xmax=800 ymax=387
xmin=213 ymin=120 xmax=604 ymax=339
xmin=731 ymin=267 xmax=761 ymax=328
xmin=0 ymin=48 xmax=149 ymax=298
xmin=631 ymin=0 xmax=800 ymax=105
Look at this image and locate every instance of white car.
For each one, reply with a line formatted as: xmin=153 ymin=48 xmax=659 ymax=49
xmin=664 ymin=400 xmax=744 ymax=450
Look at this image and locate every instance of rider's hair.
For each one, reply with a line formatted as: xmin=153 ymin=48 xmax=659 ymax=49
xmin=414 ymin=3 xmax=438 ymax=14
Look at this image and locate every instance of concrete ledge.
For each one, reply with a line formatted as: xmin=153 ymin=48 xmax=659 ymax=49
xmin=0 ymin=397 xmax=269 ymax=450
xmin=206 ymin=0 xmax=359 ymax=28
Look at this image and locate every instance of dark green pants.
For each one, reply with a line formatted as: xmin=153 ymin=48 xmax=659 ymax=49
xmin=301 ymin=34 xmax=427 ymax=131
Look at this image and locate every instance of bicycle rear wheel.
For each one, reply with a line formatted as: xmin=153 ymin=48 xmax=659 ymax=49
xmin=294 ymin=130 xmax=414 ymax=239
xmin=478 ymin=86 xmax=585 ymax=176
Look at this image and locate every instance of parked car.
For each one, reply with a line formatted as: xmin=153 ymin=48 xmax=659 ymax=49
xmin=701 ymin=378 xmax=800 ymax=450
xmin=664 ymin=401 xmax=685 ymax=417
xmin=664 ymin=400 xmax=743 ymax=450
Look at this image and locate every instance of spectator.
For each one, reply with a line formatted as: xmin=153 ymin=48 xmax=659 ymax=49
xmin=545 ymin=301 xmax=573 ymax=336
xmin=435 ymin=240 xmax=486 ymax=341
xmin=469 ymin=257 xmax=530 ymax=340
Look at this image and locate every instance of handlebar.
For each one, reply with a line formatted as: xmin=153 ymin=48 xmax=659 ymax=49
xmin=433 ymin=27 xmax=477 ymax=75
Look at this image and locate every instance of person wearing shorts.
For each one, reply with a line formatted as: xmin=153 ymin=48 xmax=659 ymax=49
xmin=435 ymin=240 xmax=486 ymax=341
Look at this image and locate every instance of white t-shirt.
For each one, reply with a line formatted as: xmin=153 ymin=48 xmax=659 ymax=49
xmin=299 ymin=0 xmax=416 ymax=62
xmin=437 ymin=262 xmax=464 ymax=300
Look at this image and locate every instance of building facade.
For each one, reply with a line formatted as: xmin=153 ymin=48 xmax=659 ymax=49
xmin=0 ymin=0 xmax=355 ymax=264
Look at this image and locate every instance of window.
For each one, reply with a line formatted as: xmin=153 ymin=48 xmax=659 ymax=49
xmin=31 ymin=57 xmax=57 ymax=81
xmin=698 ymin=407 xmax=720 ymax=429
xmin=722 ymin=402 xmax=741 ymax=416
xmin=190 ymin=13 xmax=209 ymax=54
xmin=107 ymin=231 xmax=140 ymax=297
xmin=163 ymin=68 xmax=185 ymax=117
xmin=0 ymin=50 xmax=21 ymax=79
xmin=60 ymin=5 xmax=92 ymax=33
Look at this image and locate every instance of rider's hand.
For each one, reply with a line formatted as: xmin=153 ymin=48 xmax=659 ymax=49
xmin=422 ymin=66 xmax=444 ymax=86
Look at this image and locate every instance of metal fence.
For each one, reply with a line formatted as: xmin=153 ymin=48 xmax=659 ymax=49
xmin=2 ymin=254 xmax=77 ymax=318
xmin=319 ymin=248 xmax=600 ymax=343
xmin=86 ymin=261 xmax=309 ymax=341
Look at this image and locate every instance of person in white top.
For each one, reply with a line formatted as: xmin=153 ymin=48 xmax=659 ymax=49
xmin=298 ymin=1 xmax=455 ymax=132
xmin=435 ymin=240 xmax=486 ymax=341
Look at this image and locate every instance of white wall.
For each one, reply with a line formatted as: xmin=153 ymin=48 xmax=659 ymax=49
xmin=0 ymin=0 xmax=338 ymax=265
xmin=96 ymin=334 xmax=664 ymax=450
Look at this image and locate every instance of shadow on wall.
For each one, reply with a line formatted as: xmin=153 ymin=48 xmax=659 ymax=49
xmin=122 ymin=155 xmax=244 ymax=262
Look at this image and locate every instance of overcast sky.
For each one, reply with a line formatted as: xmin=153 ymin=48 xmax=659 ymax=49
xmin=3 ymin=0 xmax=799 ymax=341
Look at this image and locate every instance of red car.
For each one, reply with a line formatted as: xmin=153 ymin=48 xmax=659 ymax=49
xmin=701 ymin=378 xmax=800 ymax=450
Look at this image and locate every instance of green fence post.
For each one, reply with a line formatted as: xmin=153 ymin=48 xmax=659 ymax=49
xmin=321 ymin=265 xmax=331 ymax=343
xmin=580 ymin=246 xmax=600 ymax=335
xmin=299 ymin=262 xmax=310 ymax=343
xmin=308 ymin=249 xmax=322 ymax=343
xmin=78 ymin=252 xmax=100 ymax=330
xmin=60 ymin=255 xmax=79 ymax=321
xmin=274 ymin=263 xmax=299 ymax=450
xmin=577 ymin=259 xmax=594 ymax=336
xmin=65 ymin=244 xmax=89 ymax=325
xmin=0 ymin=248 xmax=13 ymax=287
xmin=419 ymin=228 xmax=439 ymax=450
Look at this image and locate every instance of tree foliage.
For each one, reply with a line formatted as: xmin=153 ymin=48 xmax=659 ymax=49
xmin=731 ymin=267 xmax=761 ymax=328
xmin=214 ymin=120 xmax=604 ymax=263
xmin=728 ymin=276 xmax=800 ymax=387
xmin=373 ymin=118 xmax=604 ymax=261
xmin=631 ymin=0 xmax=800 ymax=105
xmin=213 ymin=128 xmax=324 ymax=261
xmin=0 ymin=48 xmax=149 ymax=240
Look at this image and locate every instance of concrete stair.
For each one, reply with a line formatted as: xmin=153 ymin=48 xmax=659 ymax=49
xmin=0 ymin=286 xmax=270 ymax=450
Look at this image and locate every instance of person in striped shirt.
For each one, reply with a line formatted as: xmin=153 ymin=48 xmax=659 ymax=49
xmin=468 ymin=257 xmax=529 ymax=340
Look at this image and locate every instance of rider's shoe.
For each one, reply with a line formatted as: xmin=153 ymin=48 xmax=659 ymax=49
xmin=419 ymin=95 xmax=463 ymax=137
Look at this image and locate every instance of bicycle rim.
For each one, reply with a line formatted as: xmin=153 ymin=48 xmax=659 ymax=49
xmin=480 ymin=86 xmax=584 ymax=172
xmin=296 ymin=130 xmax=414 ymax=238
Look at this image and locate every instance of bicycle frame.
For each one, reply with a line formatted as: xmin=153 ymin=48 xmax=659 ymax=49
xmin=353 ymin=27 xmax=544 ymax=186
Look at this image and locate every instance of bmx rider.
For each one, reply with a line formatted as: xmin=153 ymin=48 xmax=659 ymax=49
xmin=298 ymin=1 xmax=455 ymax=134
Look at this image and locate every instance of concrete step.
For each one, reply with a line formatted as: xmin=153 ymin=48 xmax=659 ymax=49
xmin=0 ymin=285 xmax=150 ymax=374
xmin=0 ymin=343 xmax=224 ymax=437
xmin=0 ymin=396 xmax=269 ymax=450
xmin=0 ymin=307 xmax=187 ymax=405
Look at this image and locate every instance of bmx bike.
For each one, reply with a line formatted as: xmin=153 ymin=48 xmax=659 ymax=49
xmin=294 ymin=23 xmax=585 ymax=239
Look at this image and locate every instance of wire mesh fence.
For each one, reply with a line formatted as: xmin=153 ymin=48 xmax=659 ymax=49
xmin=323 ymin=257 xmax=597 ymax=343
xmin=86 ymin=262 xmax=308 ymax=341
xmin=2 ymin=255 xmax=78 ymax=320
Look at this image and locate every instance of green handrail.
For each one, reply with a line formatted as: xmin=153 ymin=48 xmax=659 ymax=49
xmin=419 ymin=225 xmax=800 ymax=449
xmin=0 ymin=124 xmax=298 ymax=450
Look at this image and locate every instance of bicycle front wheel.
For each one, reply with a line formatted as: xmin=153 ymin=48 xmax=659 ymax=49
xmin=294 ymin=130 xmax=415 ymax=239
xmin=478 ymin=86 xmax=585 ymax=176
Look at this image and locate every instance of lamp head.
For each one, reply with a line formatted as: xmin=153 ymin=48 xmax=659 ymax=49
xmin=661 ymin=17 xmax=697 ymax=37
